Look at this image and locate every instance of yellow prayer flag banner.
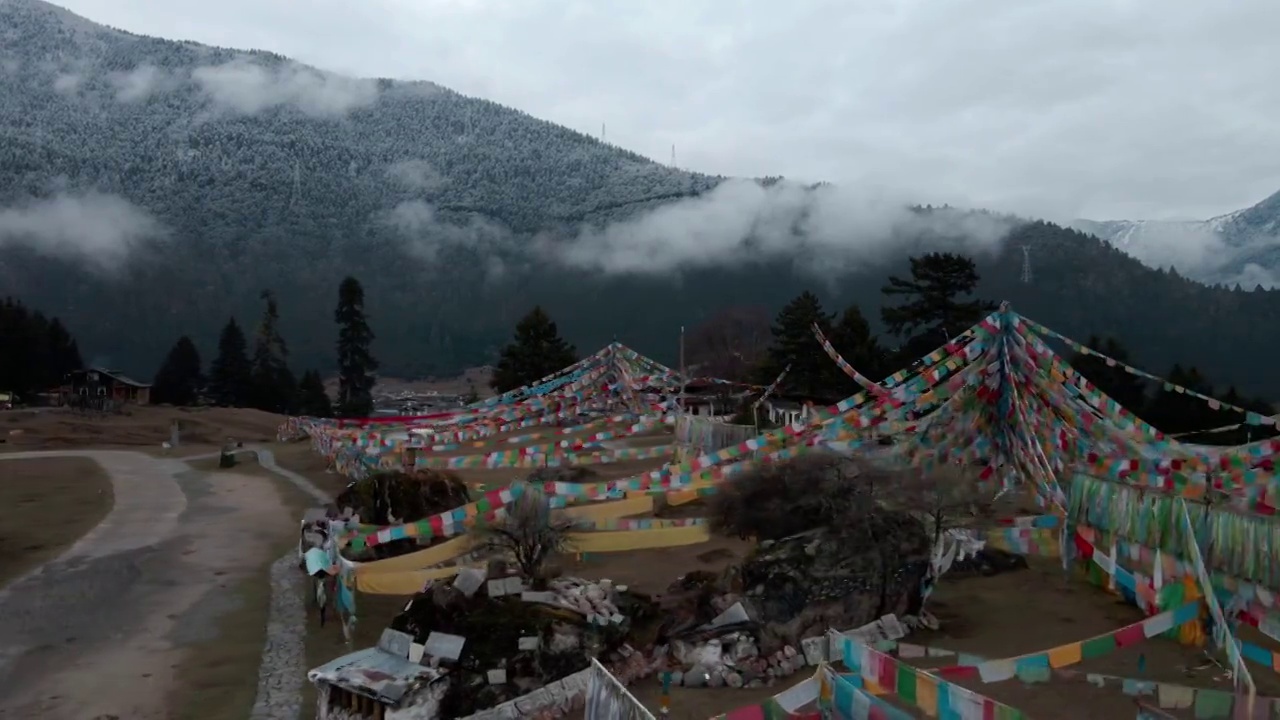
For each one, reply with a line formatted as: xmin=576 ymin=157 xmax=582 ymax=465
xmin=1048 ymin=642 xmax=1083 ymax=668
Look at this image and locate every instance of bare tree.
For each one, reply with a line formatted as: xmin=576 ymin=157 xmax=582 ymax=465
xmin=705 ymin=454 xmax=939 ymax=636
xmin=708 ymin=454 xmax=878 ymax=540
xmin=886 ymin=464 xmax=998 ymax=542
xmin=336 ymin=469 xmax=471 ymax=527
xmin=685 ymin=305 xmax=772 ymax=382
xmin=477 ymin=481 xmax=575 ymax=587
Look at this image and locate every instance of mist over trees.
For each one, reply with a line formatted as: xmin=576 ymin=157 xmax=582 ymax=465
xmin=4 ymin=3 xmax=1280 ymax=398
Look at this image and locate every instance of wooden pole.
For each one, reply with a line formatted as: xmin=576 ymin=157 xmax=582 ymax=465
xmin=678 ymin=325 xmax=686 ymax=417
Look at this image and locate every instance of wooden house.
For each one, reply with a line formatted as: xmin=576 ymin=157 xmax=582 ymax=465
xmin=64 ymin=367 xmax=151 ymax=407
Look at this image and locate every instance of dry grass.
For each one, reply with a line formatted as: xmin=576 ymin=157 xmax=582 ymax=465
xmin=167 ymin=450 xmax=318 ymax=720
xmin=272 ymin=441 xmax=350 ymax=499
xmin=171 ymin=568 xmax=277 ymax=720
xmin=0 ymin=456 xmax=113 ymax=588
xmin=0 ymin=406 xmax=284 ymax=455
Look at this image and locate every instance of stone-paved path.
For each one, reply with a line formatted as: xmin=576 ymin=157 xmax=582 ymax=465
xmin=240 ymin=446 xmax=332 ymax=720
xmin=250 ymin=553 xmax=308 ymax=720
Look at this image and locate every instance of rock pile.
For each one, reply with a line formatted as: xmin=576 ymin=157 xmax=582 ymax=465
xmin=663 ymin=634 xmax=808 ymax=689
xmin=386 ymin=569 xmax=656 ymax=718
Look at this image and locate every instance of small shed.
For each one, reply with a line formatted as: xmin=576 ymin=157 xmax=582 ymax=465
xmin=66 ymin=367 xmax=151 ymax=406
xmin=308 ymin=634 xmax=448 ymax=720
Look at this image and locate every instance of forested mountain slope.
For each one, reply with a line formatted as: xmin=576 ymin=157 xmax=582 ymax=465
xmin=3 ymin=0 xmax=1280 ymax=398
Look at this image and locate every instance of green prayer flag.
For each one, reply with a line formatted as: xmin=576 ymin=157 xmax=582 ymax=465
xmin=1081 ymin=634 xmax=1117 ymax=660
xmin=896 ymin=666 xmax=917 ymax=703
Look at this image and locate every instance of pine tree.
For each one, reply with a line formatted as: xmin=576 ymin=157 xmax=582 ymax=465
xmin=152 ymin=336 xmax=204 ymax=406
xmin=880 ymin=252 xmax=997 ymax=359
xmin=0 ymin=298 xmax=84 ymax=397
xmin=490 ymin=306 xmax=578 ymax=394
xmin=827 ymin=304 xmax=885 ymax=396
xmin=1068 ymin=335 xmax=1149 ymax=417
xmin=208 ymin=317 xmax=252 ymax=407
xmin=296 ymin=369 xmax=334 ymax=417
xmin=758 ymin=291 xmax=833 ymax=401
xmin=334 ymin=276 xmax=378 ymax=418
xmin=45 ymin=318 xmax=83 ymax=384
xmin=1145 ymin=364 xmax=1217 ymax=435
xmin=249 ymin=290 xmax=297 ymax=414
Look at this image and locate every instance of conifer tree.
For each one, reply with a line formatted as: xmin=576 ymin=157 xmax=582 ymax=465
xmin=1068 ymin=335 xmax=1149 ymax=417
xmin=208 ymin=317 xmax=252 ymax=407
xmin=827 ymin=304 xmax=886 ymax=395
xmin=1144 ymin=364 xmax=1216 ymax=435
xmin=758 ymin=291 xmax=833 ymax=400
xmin=152 ymin=336 xmax=204 ymax=406
xmin=296 ymin=369 xmax=334 ymax=418
xmin=490 ymin=306 xmax=578 ymax=394
xmin=334 ymin=277 xmax=378 ymax=418
xmin=880 ymin=252 xmax=996 ymax=360
xmin=0 ymin=298 xmax=84 ymax=397
xmin=249 ymin=291 xmax=297 ymax=414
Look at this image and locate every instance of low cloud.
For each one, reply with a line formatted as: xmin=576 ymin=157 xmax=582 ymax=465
xmin=1076 ymin=216 xmax=1280 ymax=288
xmin=1095 ymin=221 xmax=1235 ymax=276
xmin=537 ymin=179 xmax=1015 ymax=276
xmin=52 ymin=72 xmax=82 ymax=94
xmin=0 ymin=191 xmax=165 ymax=269
xmin=108 ymin=64 xmax=174 ymax=103
xmin=387 ymin=159 xmax=446 ymax=193
xmin=192 ymin=58 xmax=379 ymax=117
xmin=386 ymin=200 xmax=508 ymax=263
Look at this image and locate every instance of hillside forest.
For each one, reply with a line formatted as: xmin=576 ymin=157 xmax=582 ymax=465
xmin=5 ymin=0 xmax=1280 ymax=398
xmin=1 ymin=253 xmax=1270 ymax=447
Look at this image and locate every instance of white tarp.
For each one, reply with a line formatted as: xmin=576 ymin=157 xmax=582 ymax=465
xmin=585 ymin=658 xmax=655 ymax=720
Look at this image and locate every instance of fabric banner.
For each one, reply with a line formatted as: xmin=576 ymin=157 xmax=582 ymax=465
xmin=585 ymin=657 xmax=654 ymax=720
xmin=871 ymin=638 xmax=1264 ymax=719
xmin=828 ymin=630 xmax=1028 ymax=719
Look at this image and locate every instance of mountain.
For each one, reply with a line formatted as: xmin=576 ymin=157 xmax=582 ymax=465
xmin=5 ymin=0 xmax=1280 ymax=398
xmin=1071 ymin=190 xmax=1280 ymax=288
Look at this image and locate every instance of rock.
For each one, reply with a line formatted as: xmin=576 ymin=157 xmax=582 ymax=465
xmin=683 ymin=665 xmax=710 ymax=688
xmin=726 ymin=672 xmax=744 ymax=688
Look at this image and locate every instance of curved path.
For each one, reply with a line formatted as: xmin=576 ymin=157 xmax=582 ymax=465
xmin=0 ymin=446 xmax=330 ymax=720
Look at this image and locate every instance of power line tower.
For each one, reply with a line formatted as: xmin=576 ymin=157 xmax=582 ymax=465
xmin=1020 ymin=245 xmax=1033 ymax=284
xmin=290 ymin=160 xmax=301 ymax=209
xmin=671 ymin=144 xmax=677 ymax=169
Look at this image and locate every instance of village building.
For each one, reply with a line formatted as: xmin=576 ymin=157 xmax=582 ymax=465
xmin=63 ymin=367 xmax=152 ymax=407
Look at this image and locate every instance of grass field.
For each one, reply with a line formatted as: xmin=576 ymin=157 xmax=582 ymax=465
xmin=0 ymin=456 xmax=113 ymax=588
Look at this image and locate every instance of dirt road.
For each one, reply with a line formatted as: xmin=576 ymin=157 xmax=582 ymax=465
xmin=0 ymin=450 xmax=290 ymax=719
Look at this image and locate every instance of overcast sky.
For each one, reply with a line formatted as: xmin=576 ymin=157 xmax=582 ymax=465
xmin=54 ymin=0 xmax=1280 ymax=221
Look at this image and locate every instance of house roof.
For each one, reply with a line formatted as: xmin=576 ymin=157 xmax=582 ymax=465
xmin=87 ymin=367 xmax=152 ymax=388
xmin=307 ymin=646 xmax=444 ymax=706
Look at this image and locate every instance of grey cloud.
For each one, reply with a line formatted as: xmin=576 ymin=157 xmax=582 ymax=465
xmin=191 ymin=57 xmax=379 ymax=117
xmin=387 ymin=160 xmax=446 ymax=193
xmin=56 ymin=0 xmax=1280 ymax=222
xmin=541 ymin=180 xmax=1014 ymax=276
xmin=108 ymin=63 xmax=173 ymax=102
xmin=385 ymin=200 xmax=508 ymax=261
xmin=52 ymin=72 xmax=82 ymax=94
xmin=0 ymin=191 xmax=165 ymax=269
